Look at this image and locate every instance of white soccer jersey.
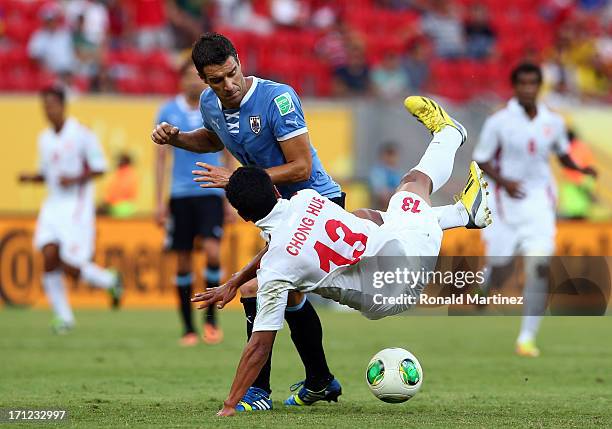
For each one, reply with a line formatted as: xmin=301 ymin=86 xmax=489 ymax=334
xmin=37 ymin=117 xmax=107 ymax=208
xmin=253 ymin=189 xmax=442 ymax=331
xmin=33 ymin=118 xmax=107 ymax=265
xmin=473 ymin=98 xmax=569 ymax=191
xmin=473 ymin=99 xmax=568 ymax=257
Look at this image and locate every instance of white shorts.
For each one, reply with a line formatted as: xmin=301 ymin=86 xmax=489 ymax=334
xmin=314 ymin=192 xmax=443 ymax=318
xmin=34 ymin=200 xmax=95 ymax=267
xmin=483 ymin=188 xmax=556 ymax=264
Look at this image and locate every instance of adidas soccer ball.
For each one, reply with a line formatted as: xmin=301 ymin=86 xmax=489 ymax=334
xmin=366 ymin=347 xmax=423 ymax=403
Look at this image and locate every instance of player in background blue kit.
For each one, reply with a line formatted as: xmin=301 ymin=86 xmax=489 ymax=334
xmin=152 ymin=33 xmax=342 ymax=411
xmin=155 ymin=60 xmax=231 ymax=346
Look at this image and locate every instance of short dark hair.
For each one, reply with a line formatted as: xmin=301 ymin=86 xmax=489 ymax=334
xmin=191 ymin=32 xmax=238 ymax=74
xmin=226 ymin=167 xmax=278 ymax=222
xmin=510 ymin=63 xmax=542 ymax=85
xmin=40 ymin=85 xmax=65 ymax=104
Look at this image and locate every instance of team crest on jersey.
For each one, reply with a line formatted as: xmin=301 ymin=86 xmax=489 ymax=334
xmin=249 ymin=115 xmax=261 ymax=134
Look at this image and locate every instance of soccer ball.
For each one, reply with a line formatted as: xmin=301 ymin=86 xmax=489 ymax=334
xmin=366 ymin=347 xmax=423 ymax=403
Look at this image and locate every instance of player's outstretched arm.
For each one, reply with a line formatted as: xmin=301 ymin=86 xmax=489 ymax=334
xmin=218 ymin=331 xmax=276 ymax=416
xmin=557 ymin=154 xmax=597 ymax=177
xmin=151 ymin=123 xmax=224 ymax=154
xmin=18 ymin=172 xmax=45 ymax=183
xmin=192 ymin=245 xmax=269 ymax=309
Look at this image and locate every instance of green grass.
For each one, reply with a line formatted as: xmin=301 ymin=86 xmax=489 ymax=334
xmin=1 ymin=308 xmax=611 ymax=428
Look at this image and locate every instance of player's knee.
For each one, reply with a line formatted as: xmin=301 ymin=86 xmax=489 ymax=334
xmin=239 ymin=278 xmax=258 ymax=298
xmin=203 ymin=239 xmax=221 ymax=265
xmin=287 ymin=291 xmax=304 ymax=307
xmin=42 ymin=245 xmax=61 ymax=272
xmin=176 ymin=250 xmax=192 ymax=273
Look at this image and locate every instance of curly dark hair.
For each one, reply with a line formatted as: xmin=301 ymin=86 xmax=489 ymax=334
xmin=191 ymin=32 xmax=238 ymax=74
xmin=510 ymin=63 xmax=542 ymax=85
xmin=226 ymin=167 xmax=278 ymax=222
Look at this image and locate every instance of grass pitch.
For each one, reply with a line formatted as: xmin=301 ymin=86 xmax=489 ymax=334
xmin=1 ymin=308 xmax=611 ymax=428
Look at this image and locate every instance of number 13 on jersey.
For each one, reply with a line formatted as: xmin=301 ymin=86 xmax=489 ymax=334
xmin=313 ymin=219 xmax=369 ymax=273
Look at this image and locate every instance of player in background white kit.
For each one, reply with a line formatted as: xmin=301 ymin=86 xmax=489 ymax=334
xmin=192 ymin=96 xmax=491 ymax=416
xmin=19 ymin=87 xmax=123 ymax=334
xmin=473 ymin=63 xmax=596 ymax=357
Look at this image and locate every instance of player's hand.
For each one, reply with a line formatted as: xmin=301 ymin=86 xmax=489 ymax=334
xmin=502 ymin=179 xmax=525 ymax=199
xmin=193 ymin=162 xmax=233 ymax=189
xmin=154 ymin=204 xmax=168 ymax=227
xmin=216 ymin=404 xmax=236 ymax=417
xmin=151 ymin=122 xmax=179 ymax=146
xmin=192 ymin=278 xmax=238 ymax=310
xmin=59 ymin=176 xmax=81 ymax=187
xmin=18 ymin=173 xmax=36 ymax=183
xmin=581 ymin=166 xmax=597 ymax=178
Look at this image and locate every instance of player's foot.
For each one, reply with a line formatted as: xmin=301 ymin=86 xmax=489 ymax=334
xmin=179 ymin=332 xmax=198 ymax=347
xmin=515 ymin=339 xmax=540 ymax=357
xmin=455 ymin=161 xmax=492 ymax=229
xmin=108 ymin=270 xmax=124 ymax=309
xmin=284 ymin=378 xmax=342 ymax=406
xmin=404 ymin=95 xmax=467 ymax=145
xmin=235 ymin=387 xmax=273 ymax=411
xmin=202 ymin=322 xmax=223 ymax=344
xmin=50 ymin=317 xmax=74 ymax=335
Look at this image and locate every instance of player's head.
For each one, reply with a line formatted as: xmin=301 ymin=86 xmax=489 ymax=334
xmin=226 ymin=167 xmax=279 ymax=223
xmin=511 ymin=63 xmax=542 ymax=107
xmin=191 ymin=32 xmax=246 ymax=109
xmin=40 ymin=86 xmax=66 ymax=126
xmin=179 ymin=58 xmax=207 ymax=102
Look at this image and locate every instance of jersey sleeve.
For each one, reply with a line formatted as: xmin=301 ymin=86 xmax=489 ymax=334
xmin=473 ymin=115 xmax=500 ymax=163
xmin=36 ymin=134 xmax=47 ymax=178
xmin=82 ymin=128 xmax=107 ymax=173
xmin=252 ymin=279 xmax=292 ymax=332
xmin=552 ymin=117 xmax=570 ymax=156
xmin=267 ymin=85 xmax=308 ymax=142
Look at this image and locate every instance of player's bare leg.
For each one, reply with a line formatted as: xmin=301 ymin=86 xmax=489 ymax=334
xmin=202 ymin=238 xmax=223 ymax=344
xmin=42 ymin=243 xmax=74 ymax=334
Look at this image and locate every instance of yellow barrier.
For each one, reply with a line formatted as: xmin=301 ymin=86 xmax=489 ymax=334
xmin=0 ymin=96 xmax=353 ymax=214
xmin=1 ymin=216 xmax=610 ymax=308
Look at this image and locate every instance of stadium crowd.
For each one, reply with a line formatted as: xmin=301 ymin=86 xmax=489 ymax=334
xmin=0 ymin=0 xmax=611 ymax=101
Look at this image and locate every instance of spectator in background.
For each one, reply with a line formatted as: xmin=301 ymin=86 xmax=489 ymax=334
xmin=421 ymin=0 xmax=465 ymax=59
xmin=371 ymin=52 xmax=409 ymax=98
xmin=558 ymin=129 xmax=597 ymax=219
xmin=403 ymin=39 xmax=431 ymax=92
xmin=215 ymin=0 xmax=272 ymax=34
xmin=369 ymin=142 xmax=402 ymax=210
xmin=166 ymin=0 xmax=212 ymax=50
xmin=106 ymin=0 xmax=129 ymax=49
xmin=72 ymin=14 xmax=102 ymax=85
xmin=332 ymin=44 xmax=371 ymax=96
xmin=316 ymin=19 xmax=363 ymax=70
xmin=124 ymin=0 xmax=171 ymax=51
xmin=270 ymin=0 xmax=308 ymax=29
xmin=64 ymin=0 xmax=109 ymax=47
xmin=100 ymin=153 xmax=139 ymax=218
xmin=28 ymin=4 xmax=76 ymax=78
xmin=465 ymin=4 xmax=496 ymax=60
xmin=309 ymin=0 xmax=339 ymax=29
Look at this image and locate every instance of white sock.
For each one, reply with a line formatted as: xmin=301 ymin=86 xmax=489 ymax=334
xmin=43 ymin=270 xmax=74 ymax=325
xmin=412 ymin=127 xmax=462 ymax=193
xmin=80 ymin=262 xmax=116 ymax=289
xmin=433 ymin=201 xmax=469 ymax=230
xmin=518 ymin=316 xmax=542 ymax=343
xmin=517 ymin=256 xmax=549 ymax=343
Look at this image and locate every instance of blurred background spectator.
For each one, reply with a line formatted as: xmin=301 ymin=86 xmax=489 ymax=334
xmin=0 ymin=0 xmax=606 ymax=101
xmin=369 ymin=142 xmax=402 ymax=210
xmin=100 ymin=152 xmax=139 ymax=218
xmin=28 ymin=3 xmax=76 ymax=82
